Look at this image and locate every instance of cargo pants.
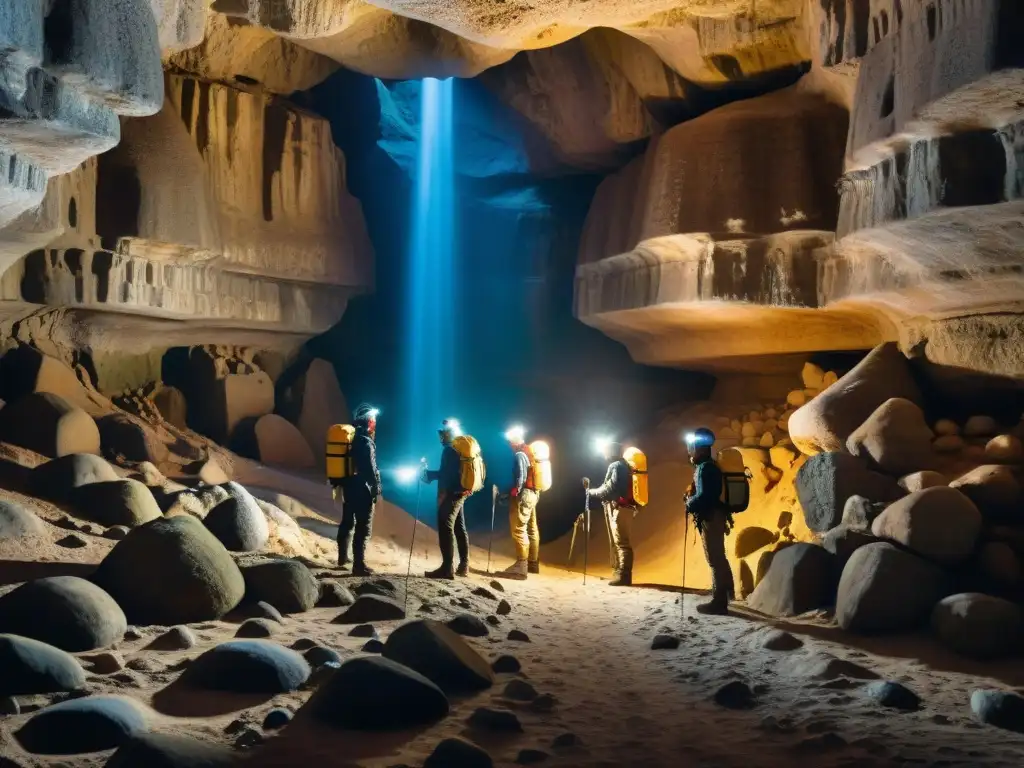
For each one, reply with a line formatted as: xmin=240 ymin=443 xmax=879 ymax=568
xmin=700 ymin=508 xmax=734 ymax=606
xmin=509 ymin=489 xmax=540 ymax=563
xmin=603 ymin=501 xmax=634 ymax=574
xmin=335 ymin=483 xmax=375 ymax=567
xmin=437 ymin=489 xmax=470 ymax=570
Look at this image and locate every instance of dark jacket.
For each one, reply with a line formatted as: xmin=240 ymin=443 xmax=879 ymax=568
xmin=588 ymin=459 xmax=631 ymax=504
xmin=686 ymin=457 xmax=723 ymax=519
xmin=510 ymin=450 xmax=529 ymax=495
xmin=348 ymin=430 xmax=381 ymax=498
xmin=426 ymin=444 xmax=462 ymax=493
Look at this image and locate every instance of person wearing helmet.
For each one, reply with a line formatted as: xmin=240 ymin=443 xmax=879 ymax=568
xmin=338 ymin=405 xmax=382 ymax=575
xmin=497 ymin=425 xmax=540 ymax=581
xmin=583 ymin=440 xmax=634 ymax=587
xmin=421 ymin=418 xmax=470 ymax=579
xmin=685 ymin=427 xmax=734 ymax=615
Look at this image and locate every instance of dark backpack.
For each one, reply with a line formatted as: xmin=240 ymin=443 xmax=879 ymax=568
xmin=715 ymin=452 xmax=752 ymax=514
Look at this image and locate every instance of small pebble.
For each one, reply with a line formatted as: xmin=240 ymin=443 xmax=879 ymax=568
xmin=56 ymin=534 xmax=87 ymax=548
xmin=485 ymin=615 xmax=500 ymax=626
xmin=0 ymin=696 xmax=20 ymax=716
xmin=489 ymin=580 xmax=505 ymax=592
xmin=496 ymin=599 xmax=512 ymax=616
xmin=517 ymin=749 xmax=549 ymax=765
xmin=504 ymin=679 xmax=538 ymax=702
xmin=472 ymin=587 xmax=498 ymax=600
xmin=262 ymin=708 xmax=293 ymax=730
xmin=104 ymin=526 xmax=130 ymax=540
xmin=362 ymin=639 xmax=385 ymax=654
xmin=552 ymin=732 xmax=579 ymax=748
xmin=349 ymin=623 xmax=377 ymax=638
xmin=468 ymin=707 xmax=523 ymax=732
xmin=492 ymin=655 xmax=521 ymax=674
xmin=530 ymin=694 xmax=556 ymax=713
xmin=507 ymin=629 xmax=530 ymax=642
xmin=651 ymin=634 xmax=680 ymax=650
xmin=234 ymin=727 xmax=264 ymax=749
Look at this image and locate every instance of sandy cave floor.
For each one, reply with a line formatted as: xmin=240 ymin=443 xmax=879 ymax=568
xmin=1 ymin=466 xmax=1024 ymax=767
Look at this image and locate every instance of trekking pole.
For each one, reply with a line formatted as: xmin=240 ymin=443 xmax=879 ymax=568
xmin=582 ymin=480 xmax=590 ymax=585
xmin=681 ymin=511 xmax=689 ymax=619
xmin=486 ymin=483 xmax=498 ymax=574
xmin=404 ymin=459 xmax=426 ymax=618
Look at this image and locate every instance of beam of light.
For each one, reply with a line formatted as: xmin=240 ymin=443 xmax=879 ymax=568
xmin=684 ymin=432 xmax=696 ymax=445
xmin=504 ymin=424 xmax=526 ymax=443
xmin=404 ymin=77 xmax=456 ymax=457
xmin=593 ymin=436 xmax=613 ymax=455
xmin=394 ymin=466 xmax=420 ymax=484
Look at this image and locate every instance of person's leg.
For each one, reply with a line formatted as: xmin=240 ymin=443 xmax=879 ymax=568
xmin=336 ymin=486 xmax=355 ymax=568
xmin=352 ymin=494 xmax=375 ymax=576
xmin=609 ymin=506 xmax=633 ymax=586
xmin=697 ymin=510 xmax=731 ymax=614
xmin=454 ymin=496 xmax=470 ymax=575
xmin=526 ymin=490 xmax=540 ymax=573
xmin=427 ymin=491 xmax=456 ymax=578
xmin=603 ymin=502 xmax=620 ymax=571
xmin=500 ymin=493 xmax=530 ymax=579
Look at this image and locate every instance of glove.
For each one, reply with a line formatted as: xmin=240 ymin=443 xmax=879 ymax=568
xmin=510 ymin=487 xmax=519 ymax=498
xmin=498 ymin=493 xmax=510 ymax=504
xmin=582 ymin=477 xmax=590 ymax=488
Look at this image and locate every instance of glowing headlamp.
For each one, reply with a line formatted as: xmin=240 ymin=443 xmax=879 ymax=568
xmin=684 ymin=432 xmax=696 ymax=445
xmin=367 ymin=408 xmax=380 ymax=419
xmin=443 ymin=418 xmax=462 ymax=437
xmin=504 ymin=424 xmax=526 ymax=443
xmin=593 ymin=436 xmax=613 ymax=455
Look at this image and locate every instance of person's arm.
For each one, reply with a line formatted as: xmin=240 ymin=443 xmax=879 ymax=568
xmin=511 ymin=452 xmax=527 ymax=496
xmin=368 ymin=439 xmax=382 ymax=497
xmin=587 ymin=463 xmax=618 ymax=502
xmin=686 ymin=464 xmax=720 ymax=515
xmin=441 ymin=447 xmax=461 ymax=490
xmin=353 ymin=437 xmax=376 ymax=493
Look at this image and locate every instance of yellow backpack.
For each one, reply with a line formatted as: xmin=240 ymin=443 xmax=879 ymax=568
xmin=326 ymin=424 xmax=355 ymax=481
xmin=623 ymin=446 xmax=648 ymax=507
xmin=451 ymin=435 xmax=485 ymax=493
xmin=526 ymin=440 xmax=553 ymax=492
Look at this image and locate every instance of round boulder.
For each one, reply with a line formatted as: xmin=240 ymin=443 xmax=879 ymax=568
xmin=964 ymin=415 xmax=998 ymax=437
xmin=241 ymin=560 xmax=319 ymax=614
xmin=446 ymin=613 xmax=489 ymax=637
xmin=836 ymin=542 xmax=946 ymax=633
xmin=898 ymin=471 xmax=947 ymax=493
xmin=0 ymin=392 xmax=100 ymax=458
xmin=846 ymin=398 xmax=936 ymax=476
xmin=971 ymin=690 xmax=1024 ymax=733
xmin=92 ymin=516 xmax=245 ymax=626
xmin=182 ymin=640 xmax=310 ymax=693
xmin=425 ymin=738 xmax=493 ymax=768
xmin=986 ymin=435 xmax=1024 ymax=462
xmin=0 ymin=500 xmax=45 ymax=539
xmin=931 ymin=593 xmax=1024 ymax=660
xmin=950 ymin=465 xmax=1022 ymax=522
xmin=0 ymin=634 xmax=86 ymax=695
xmin=32 ymin=453 xmax=119 ymax=503
xmin=317 ymin=580 xmax=355 ymax=608
xmin=69 ymin=479 xmax=162 ymax=529
xmin=16 ymin=695 xmax=150 ymax=755
xmin=105 ymin=732 xmax=235 ymax=767
xmin=383 ymin=619 xmax=496 ymax=694
xmin=820 ymin=526 xmax=877 ymax=568
xmin=979 ymin=541 xmax=1021 ymax=588
xmin=254 ymin=414 xmax=315 ymax=470
xmin=747 ymin=543 xmax=837 ymax=617
xmin=303 ymin=655 xmax=449 ymax=731
xmin=796 ymin=453 xmax=904 ymax=534
xmin=96 ymin=413 xmax=168 ymax=464
xmin=332 ymin=594 xmax=406 ymax=624
xmin=870 ymin=487 xmax=981 ymax=564
xmin=0 ymin=576 xmax=126 ymax=652
xmin=205 ymin=493 xmax=269 ymax=552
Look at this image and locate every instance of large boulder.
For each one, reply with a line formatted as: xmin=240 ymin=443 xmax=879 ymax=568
xmin=383 ymin=619 xmax=496 ymax=694
xmin=303 ymin=656 xmax=449 ymax=731
xmin=32 ymin=453 xmax=119 ymax=503
xmin=69 ymin=479 xmax=162 ymax=528
xmin=846 ymin=398 xmax=937 ymax=476
xmin=254 ymin=414 xmax=315 ymax=470
xmin=182 ymin=640 xmax=310 ymax=693
xmin=332 ymin=594 xmax=406 ymax=623
xmin=0 ymin=634 xmax=87 ymax=695
xmin=241 ymin=560 xmax=319 ymax=614
xmin=820 ymin=526 xmax=877 ymax=568
xmin=796 ymin=453 xmax=904 ymax=533
xmin=105 ymin=732 xmax=235 ymax=768
xmin=0 ymin=577 xmax=127 ymax=652
xmin=978 ymin=541 xmax=1021 ymax=589
xmin=15 ymin=696 xmax=151 ymax=755
xmin=96 ymin=413 xmax=168 ymax=465
xmin=92 ymin=516 xmax=245 ymax=625
xmin=787 ymin=343 xmax=923 ymax=455
xmin=280 ymin=358 xmax=349 ymax=462
xmin=836 ymin=543 xmax=947 ymax=633
xmin=0 ymin=500 xmax=45 ymax=539
xmin=204 ymin=484 xmax=269 ymax=552
xmin=0 ymin=392 xmax=100 ymax=458
xmin=950 ymin=465 xmax=1022 ymax=522
xmin=870 ymin=487 xmax=982 ymax=565
xmin=747 ymin=543 xmax=837 ymax=617
xmin=931 ymin=593 xmax=1024 ymax=660
xmin=971 ymin=690 xmax=1024 ymax=733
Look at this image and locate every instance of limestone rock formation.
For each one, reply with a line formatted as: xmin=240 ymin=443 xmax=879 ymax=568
xmin=796 ymin=452 xmax=903 ymax=534
xmin=0 ymin=392 xmax=100 ymax=458
xmin=253 ymin=414 xmax=315 ymax=469
xmin=950 ymin=465 xmax=1022 ymax=522
xmin=846 ymin=398 xmax=936 ymax=476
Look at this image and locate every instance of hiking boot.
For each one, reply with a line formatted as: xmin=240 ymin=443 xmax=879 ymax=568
xmin=496 ymin=560 xmax=528 ymax=581
xmin=608 ymin=569 xmax=632 ymax=587
xmin=527 ymin=561 xmax=540 ymax=575
xmin=351 ymin=563 xmax=375 ymax=577
xmin=426 ymin=565 xmax=456 ymax=580
xmin=455 ymin=562 xmax=470 ymax=578
xmin=696 ymin=600 xmax=728 ymax=616
xmin=337 ymin=558 xmax=351 ymax=571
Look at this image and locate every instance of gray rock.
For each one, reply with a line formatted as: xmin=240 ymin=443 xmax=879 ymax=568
xmin=0 ymin=500 xmax=45 ymax=539
xmin=821 ymin=526 xmax=877 ymax=567
xmin=971 ymin=690 xmax=1024 ymax=733
xmin=503 ymin=679 xmax=538 ymax=701
xmin=871 ymin=487 xmax=982 ymax=565
xmin=978 ymin=541 xmax=1021 ymax=589
xmin=714 ymin=681 xmax=755 ymax=709
xmin=362 ymin=639 xmax=385 ymax=653
xmin=530 ymin=693 xmax=556 ymax=713
xmin=93 ymin=516 xmax=245 ymax=626
xmin=290 ymin=637 xmax=317 ymax=651
xmin=349 ymin=623 xmax=377 ymax=638
xmin=262 ymin=708 xmax=292 ymax=730
xmin=472 ymin=587 xmax=497 ymax=600
xmin=304 ymin=645 xmax=342 ymax=667
xmin=32 ymin=453 xmax=118 ymax=503
xmin=241 ymin=560 xmax=318 ymax=614
xmin=69 ymin=480 xmax=161 ymax=529
xmin=552 ymin=732 xmax=580 ymax=748
xmin=331 ymin=594 xmax=405 ymax=624
xmin=234 ymin=727 xmax=263 ymax=749
xmin=836 ymin=542 xmax=946 ymax=633
xmin=104 ymin=526 xmax=130 ymax=541
xmin=489 ymin=580 xmax=505 ymax=592
xmin=245 ymin=601 xmax=284 ymax=623
xmin=317 ymin=580 xmax=355 ymax=608
xmin=235 ymin=618 xmax=277 ymax=638
xmin=761 ymin=630 xmax=803 ymax=651
xmin=796 ymin=453 xmax=903 ymax=534
xmin=468 ymin=707 xmax=522 ymax=732
xmin=56 ymin=534 xmax=88 ymax=548
xmin=1 ymin=696 xmax=20 ymax=715
xmin=508 ymin=629 xmax=530 ymax=642
xmin=517 ymin=749 xmax=549 ymax=765
xmin=303 ymin=656 xmax=449 ymax=730
xmin=485 ymin=615 xmax=500 ymax=627
xmin=931 ymin=593 xmax=1024 ymax=660
xmin=865 ymin=681 xmax=920 ymax=711
xmin=353 ymin=579 xmax=398 ymax=598
xmin=747 ymin=543 xmax=837 ymax=617
xmin=182 ymin=640 xmax=310 ymax=693
xmin=383 ymin=619 xmax=495 ymax=694
xmin=0 ymin=576 xmax=126 ymax=652
xmin=651 ymin=634 xmax=680 ymax=650
xmin=16 ymin=695 xmax=150 ymax=755
xmin=82 ymin=651 xmax=125 ymax=674
xmin=205 ymin=491 xmax=269 ymax=552
xmin=491 ymin=655 xmax=520 ymax=674
xmin=446 ymin=613 xmax=489 ymax=637
xmin=147 ymin=626 xmax=196 ymax=651
xmin=425 ymin=737 xmax=493 ymax=768
xmin=104 ymin=733 xmax=235 ymax=767
xmin=496 ymin=599 xmax=512 ymax=616
xmin=0 ymin=635 xmax=86 ymax=696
